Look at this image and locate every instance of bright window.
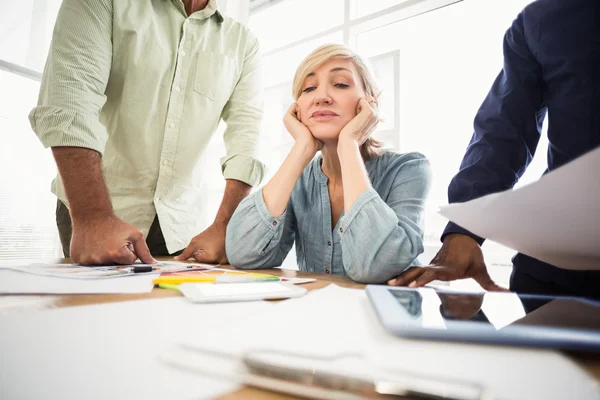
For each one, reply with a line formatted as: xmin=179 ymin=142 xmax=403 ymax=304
xmin=350 ymin=0 xmax=414 ymax=19
xmin=0 ymin=0 xmax=63 ymax=259
xmin=249 ymin=0 xmax=345 ymax=53
xmin=0 ymin=69 xmax=61 ymax=259
xmin=250 ymin=0 xmax=545 ymax=278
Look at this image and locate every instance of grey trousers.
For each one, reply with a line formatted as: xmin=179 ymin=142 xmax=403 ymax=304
xmin=55 ymin=200 xmax=181 ymax=257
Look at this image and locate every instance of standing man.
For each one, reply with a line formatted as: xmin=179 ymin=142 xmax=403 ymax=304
xmin=389 ymin=0 xmax=600 ymax=298
xmin=30 ymin=0 xmax=265 ymax=265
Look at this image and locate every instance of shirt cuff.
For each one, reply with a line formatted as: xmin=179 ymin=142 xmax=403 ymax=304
xmin=252 ymin=188 xmax=287 ymax=232
xmin=442 ymin=221 xmax=485 ymax=246
xmin=28 ymin=106 xmax=108 ymax=155
xmin=221 ymin=154 xmax=265 ymax=187
xmin=339 ymin=188 xmax=380 ymax=233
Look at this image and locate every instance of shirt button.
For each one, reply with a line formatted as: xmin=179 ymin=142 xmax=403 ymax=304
xmin=162 ymin=160 xmax=169 ymax=166
xmin=325 ymin=269 xmax=331 ymax=274
xmin=180 ymin=51 xmax=186 ymax=56
xmin=272 ymin=221 xmax=277 ymax=226
xmin=175 ymin=86 xmax=181 ymax=92
xmin=169 ymin=122 xmax=175 ymax=128
xmin=327 ymin=241 xmax=331 ymax=246
xmin=339 ymin=227 xmax=343 ymax=233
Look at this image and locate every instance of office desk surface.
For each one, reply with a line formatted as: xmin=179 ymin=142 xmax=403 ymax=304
xmin=0 ymin=258 xmax=598 ymax=399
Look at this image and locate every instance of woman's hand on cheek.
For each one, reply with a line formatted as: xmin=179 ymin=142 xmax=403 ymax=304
xmin=283 ymin=103 xmax=323 ymax=154
xmin=339 ymin=95 xmax=379 ymax=146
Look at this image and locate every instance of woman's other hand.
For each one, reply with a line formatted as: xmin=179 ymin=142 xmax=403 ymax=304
xmin=338 ymin=95 xmax=379 ymax=146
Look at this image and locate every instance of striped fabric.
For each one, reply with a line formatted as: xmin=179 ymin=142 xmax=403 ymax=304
xmin=29 ymin=0 xmax=265 ymax=253
xmin=226 ymin=151 xmax=432 ymax=283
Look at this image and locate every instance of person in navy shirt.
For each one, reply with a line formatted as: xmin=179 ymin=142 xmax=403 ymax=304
xmin=389 ymin=0 xmax=600 ymax=299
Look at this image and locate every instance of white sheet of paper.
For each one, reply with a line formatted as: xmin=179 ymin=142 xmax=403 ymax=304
xmin=0 ymin=269 xmax=156 ymax=294
xmin=171 ymin=285 xmax=600 ymax=400
xmin=0 ymin=297 xmax=275 ymax=400
xmin=440 ymin=146 xmax=600 ymax=270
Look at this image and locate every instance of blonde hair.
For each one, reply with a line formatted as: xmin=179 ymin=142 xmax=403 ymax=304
xmin=292 ymin=44 xmax=384 ymax=160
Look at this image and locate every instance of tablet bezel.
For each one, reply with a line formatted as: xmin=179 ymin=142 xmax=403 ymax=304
xmin=365 ymin=285 xmax=600 ymax=352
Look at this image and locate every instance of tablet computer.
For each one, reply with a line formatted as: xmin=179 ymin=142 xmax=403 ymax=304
xmin=366 ymin=285 xmax=600 ymax=351
xmin=179 ymin=282 xmax=307 ymax=303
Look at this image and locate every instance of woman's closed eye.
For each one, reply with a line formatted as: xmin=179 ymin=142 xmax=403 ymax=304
xmin=303 ymin=83 xmax=349 ymax=93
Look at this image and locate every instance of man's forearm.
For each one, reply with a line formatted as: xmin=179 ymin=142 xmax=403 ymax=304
xmin=213 ymin=179 xmax=252 ymax=226
xmin=52 ymin=147 xmax=114 ymax=224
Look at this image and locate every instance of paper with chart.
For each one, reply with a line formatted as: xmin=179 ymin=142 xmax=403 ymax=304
xmin=0 ymin=269 xmax=157 ymax=294
xmin=440 ymin=146 xmax=600 ymax=270
xmin=0 ymin=261 xmax=212 ymax=279
xmin=0 ymin=262 xmax=214 ymax=294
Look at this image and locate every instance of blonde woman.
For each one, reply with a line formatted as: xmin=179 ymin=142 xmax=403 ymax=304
xmin=225 ymin=44 xmax=431 ymax=283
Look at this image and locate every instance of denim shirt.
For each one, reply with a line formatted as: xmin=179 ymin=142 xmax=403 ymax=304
xmin=225 ymin=150 xmax=432 ymax=283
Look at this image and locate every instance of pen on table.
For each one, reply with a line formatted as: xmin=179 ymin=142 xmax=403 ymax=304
xmin=131 ymin=266 xmax=157 ymax=273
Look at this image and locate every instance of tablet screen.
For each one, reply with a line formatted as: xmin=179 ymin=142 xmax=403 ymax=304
xmin=389 ymin=288 xmax=600 ymax=331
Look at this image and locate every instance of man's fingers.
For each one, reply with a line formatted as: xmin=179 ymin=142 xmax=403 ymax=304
xmin=130 ymin=233 xmax=157 ymax=264
xmin=470 ymin=262 xmax=508 ymax=292
xmin=111 ymin=247 xmax=138 ymax=265
xmin=174 ymin=244 xmax=196 ymax=261
xmin=193 ymin=249 xmax=215 ymax=264
xmin=476 ymin=274 xmax=509 ymax=292
xmin=412 ymin=270 xmax=440 ymax=287
xmin=77 ymin=255 xmax=93 ymax=266
xmin=388 ymin=267 xmax=425 ymax=286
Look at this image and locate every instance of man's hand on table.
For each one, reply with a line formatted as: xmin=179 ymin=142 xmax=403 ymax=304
xmin=175 ymin=222 xmax=228 ymax=264
xmin=387 ymin=234 xmax=508 ymax=291
xmin=70 ymin=215 xmax=157 ymax=265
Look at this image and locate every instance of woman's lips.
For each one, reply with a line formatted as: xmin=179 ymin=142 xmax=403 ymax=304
xmin=311 ymin=110 xmax=339 ymax=121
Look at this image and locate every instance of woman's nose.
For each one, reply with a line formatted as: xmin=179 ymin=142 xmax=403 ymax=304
xmin=315 ymin=93 xmax=332 ymax=106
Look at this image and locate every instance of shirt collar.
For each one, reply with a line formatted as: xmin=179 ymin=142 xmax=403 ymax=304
xmin=312 ymin=153 xmax=378 ymax=184
xmin=312 ymin=154 xmax=328 ymax=184
xmin=172 ymin=0 xmax=224 ymax=23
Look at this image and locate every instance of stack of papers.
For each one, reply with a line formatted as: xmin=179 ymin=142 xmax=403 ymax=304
xmin=0 ymin=269 xmax=156 ymax=294
xmin=0 ymin=261 xmax=210 ymax=279
xmin=0 ymin=262 xmax=206 ymax=294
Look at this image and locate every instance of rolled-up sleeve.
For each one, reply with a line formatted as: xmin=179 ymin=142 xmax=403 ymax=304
xmin=28 ymin=0 xmax=113 ymax=155
xmin=339 ymin=156 xmax=432 ymax=283
xmin=225 ymin=188 xmax=296 ymax=269
xmin=220 ymin=32 xmax=266 ymax=187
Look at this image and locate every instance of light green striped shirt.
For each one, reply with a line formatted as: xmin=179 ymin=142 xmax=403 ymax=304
xmin=29 ymin=0 xmax=265 ymax=253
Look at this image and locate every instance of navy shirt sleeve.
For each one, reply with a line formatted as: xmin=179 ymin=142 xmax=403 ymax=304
xmin=442 ymin=10 xmax=547 ymax=245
